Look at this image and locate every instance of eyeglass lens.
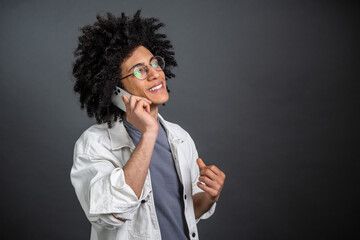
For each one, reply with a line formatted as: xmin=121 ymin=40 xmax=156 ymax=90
xmin=133 ymin=56 xmax=165 ymax=80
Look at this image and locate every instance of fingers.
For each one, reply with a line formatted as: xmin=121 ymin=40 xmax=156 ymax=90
xmin=123 ymin=95 xmax=151 ymax=105
xmin=197 ymin=182 xmax=218 ymax=198
xmin=122 ymin=95 xmax=130 ymax=111
xmin=129 ymin=95 xmax=138 ymax=110
xmin=197 ymin=158 xmax=206 ymax=169
xmin=198 ymin=163 xmax=222 ymax=187
xmin=122 ymin=95 xmax=130 ymax=104
xmin=130 ymin=95 xmax=151 ymax=105
xmin=207 ymin=165 xmax=224 ymax=177
xmin=200 ymin=167 xmax=217 ymax=181
xmin=134 ymin=99 xmax=151 ymax=113
xmin=196 ymin=158 xmax=226 ymax=202
xmin=122 ymin=95 xmax=152 ymax=112
xmin=198 ymin=175 xmax=219 ymax=189
xmin=198 ymin=160 xmax=222 ymax=181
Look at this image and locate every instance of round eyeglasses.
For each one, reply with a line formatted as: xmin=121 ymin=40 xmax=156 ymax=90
xmin=120 ymin=56 xmax=165 ymax=80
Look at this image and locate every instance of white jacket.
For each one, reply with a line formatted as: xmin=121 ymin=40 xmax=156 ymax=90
xmin=70 ymin=114 xmax=216 ymax=240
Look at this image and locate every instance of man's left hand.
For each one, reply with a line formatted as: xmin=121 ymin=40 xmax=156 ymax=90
xmin=196 ymin=158 xmax=226 ymax=203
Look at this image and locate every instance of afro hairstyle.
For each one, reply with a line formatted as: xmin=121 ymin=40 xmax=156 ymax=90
xmin=72 ymin=10 xmax=177 ymax=128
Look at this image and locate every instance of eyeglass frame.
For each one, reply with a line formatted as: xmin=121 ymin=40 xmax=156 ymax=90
xmin=119 ymin=56 xmax=165 ymax=80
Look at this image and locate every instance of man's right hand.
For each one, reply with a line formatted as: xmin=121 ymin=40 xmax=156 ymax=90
xmin=121 ymin=94 xmax=159 ymax=198
xmin=122 ymin=95 xmax=159 ymax=135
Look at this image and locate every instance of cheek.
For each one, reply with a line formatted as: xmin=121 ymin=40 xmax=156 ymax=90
xmin=122 ymin=80 xmax=143 ymax=95
xmin=121 ymin=79 xmax=130 ymax=90
xmin=161 ymin=71 xmax=166 ymax=79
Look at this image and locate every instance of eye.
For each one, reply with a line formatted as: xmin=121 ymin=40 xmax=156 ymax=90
xmin=151 ymin=61 xmax=159 ymax=68
xmin=134 ymin=68 xmax=142 ymax=78
xmin=133 ymin=65 xmax=147 ymax=79
xmin=150 ymin=56 xmax=164 ymax=70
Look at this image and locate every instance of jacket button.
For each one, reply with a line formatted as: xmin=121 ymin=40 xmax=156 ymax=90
xmin=184 ymin=195 xmax=187 ymax=200
xmin=141 ymin=200 xmax=146 ymax=203
xmin=192 ymin=232 xmax=196 ymax=238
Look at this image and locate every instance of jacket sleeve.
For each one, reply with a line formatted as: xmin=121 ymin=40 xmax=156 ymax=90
xmin=187 ymin=133 xmax=216 ymax=222
xmin=70 ymin=134 xmax=151 ymax=229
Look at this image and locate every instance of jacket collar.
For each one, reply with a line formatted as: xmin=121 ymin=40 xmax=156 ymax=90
xmin=107 ymin=114 xmax=184 ymax=151
xmin=107 ymin=118 xmax=135 ymax=151
xmin=158 ymin=114 xmax=185 ymax=144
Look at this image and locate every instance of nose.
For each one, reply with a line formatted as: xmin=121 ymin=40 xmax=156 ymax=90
xmin=146 ymin=65 xmax=160 ymax=80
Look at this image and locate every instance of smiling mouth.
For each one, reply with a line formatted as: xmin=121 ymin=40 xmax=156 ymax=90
xmin=148 ymin=83 xmax=163 ymax=92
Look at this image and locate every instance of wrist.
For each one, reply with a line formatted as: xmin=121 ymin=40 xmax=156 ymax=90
xmin=204 ymin=192 xmax=218 ymax=204
xmin=142 ymin=129 xmax=158 ymax=139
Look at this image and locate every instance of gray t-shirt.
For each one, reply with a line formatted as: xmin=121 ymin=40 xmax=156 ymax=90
xmin=123 ymin=117 xmax=189 ymax=240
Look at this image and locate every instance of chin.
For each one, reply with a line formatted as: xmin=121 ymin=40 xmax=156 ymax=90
xmin=151 ymin=95 xmax=169 ymax=105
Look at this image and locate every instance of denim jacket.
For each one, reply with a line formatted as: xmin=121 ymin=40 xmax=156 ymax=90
xmin=70 ymin=114 xmax=216 ymax=240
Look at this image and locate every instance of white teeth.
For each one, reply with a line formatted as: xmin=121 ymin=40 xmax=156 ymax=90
xmin=149 ymin=83 xmax=162 ymax=92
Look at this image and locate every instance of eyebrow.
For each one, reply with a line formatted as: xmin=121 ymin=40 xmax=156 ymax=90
xmin=127 ymin=56 xmax=155 ymax=73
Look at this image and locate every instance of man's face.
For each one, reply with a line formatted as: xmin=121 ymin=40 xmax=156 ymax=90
xmin=120 ymin=46 xmax=169 ymax=106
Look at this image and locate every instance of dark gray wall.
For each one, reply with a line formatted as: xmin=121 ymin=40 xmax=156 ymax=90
xmin=0 ymin=0 xmax=359 ymax=239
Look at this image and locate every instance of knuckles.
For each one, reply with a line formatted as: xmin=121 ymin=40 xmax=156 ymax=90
xmin=202 ymin=169 xmax=210 ymax=176
xmin=208 ymin=165 xmax=217 ymax=171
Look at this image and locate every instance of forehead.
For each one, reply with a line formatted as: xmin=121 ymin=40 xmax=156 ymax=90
xmin=121 ymin=46 xmax=153 ymax=70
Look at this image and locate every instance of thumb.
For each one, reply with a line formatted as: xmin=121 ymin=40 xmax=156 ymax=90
xmin=196 ymin=158 xmax=206 ymax=169
xmin=122 ymin=94 xmax=129 ymax=104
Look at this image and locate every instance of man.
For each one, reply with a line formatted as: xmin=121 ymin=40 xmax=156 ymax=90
xmin=70 ymin=10 xmax=225 ymax=240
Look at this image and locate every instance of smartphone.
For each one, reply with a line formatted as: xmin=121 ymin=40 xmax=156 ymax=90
xmin=111 ymin=86 xmax=131 ymax=112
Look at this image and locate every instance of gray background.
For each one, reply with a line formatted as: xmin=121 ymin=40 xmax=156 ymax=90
xmin=0 ymin=0 xmax=359 ymax=239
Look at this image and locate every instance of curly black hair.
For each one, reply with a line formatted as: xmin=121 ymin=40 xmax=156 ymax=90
xmin=72 ymin=10 xmax=177 ymax=128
